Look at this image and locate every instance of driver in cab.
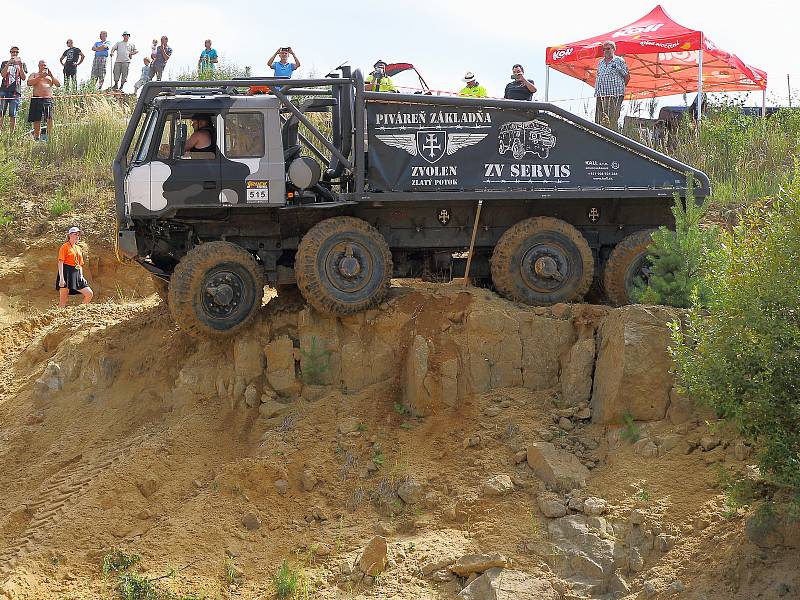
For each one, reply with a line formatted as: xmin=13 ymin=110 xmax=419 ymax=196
xmin=183 ymin=114 xmax=215 ymax=155
xmin=158 ymin=114 xmax=215 ymax=159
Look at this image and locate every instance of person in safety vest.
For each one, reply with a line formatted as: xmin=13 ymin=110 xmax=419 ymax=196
xmin=365 ymin=60 xmax=396 ymax=92
xmin=459 ymin=71 xmax=487 ymax=98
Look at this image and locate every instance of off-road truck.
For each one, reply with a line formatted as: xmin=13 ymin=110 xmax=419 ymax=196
xmin=113 ymin=67 xmax=709 ymax=337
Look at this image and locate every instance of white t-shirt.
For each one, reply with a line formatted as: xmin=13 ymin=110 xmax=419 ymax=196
xmin=111 ymin=41 xmax=136 ymax=63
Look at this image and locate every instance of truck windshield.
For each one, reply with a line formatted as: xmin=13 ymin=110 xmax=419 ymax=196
xmin=131 ymin=108 xmax=159 ymax=165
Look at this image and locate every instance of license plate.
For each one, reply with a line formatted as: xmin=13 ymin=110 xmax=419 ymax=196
xmin=246 ymin=180 xmax=269 ymax=202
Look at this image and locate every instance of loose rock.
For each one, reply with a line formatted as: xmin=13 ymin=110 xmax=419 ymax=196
xmin=450 ymin=553 xmax=510 ymax=577
xmin=357 ymin=536 xmax=388 ymax=576
xmin=700 ymin=435 xmax=721 ymax=452
xmin=397 ymin=479 xmax=424 ymax=504
xmin=241 ymin=512 xmax=261 ymax=531
xmin=538 ymin=492 xmax=567 ymax=518
xmin=557 ymin=417 xmax=574 ymax=431
xmin=274 ymin=479 xmax=290 ymax=495
xmin=301 ymin=469 xmax=317 ymax=492
xmin=633 ymin=438 xmax=658 ymax=458
xmin=458 ymin=568 xmax=560 ymax=600
xmin=481 ymin=474 xmax=514 ymax=497
xmin=259 ymin=400 xmax=289 ymax=419
xmin=527 ymin=442 xmax=590 ymax=492
xmin=583 ymin=497 xmax=607 ymax=516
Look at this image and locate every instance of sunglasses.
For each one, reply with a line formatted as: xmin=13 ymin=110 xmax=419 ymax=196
xmin=10 ymin=51 xmax=19 ymax=54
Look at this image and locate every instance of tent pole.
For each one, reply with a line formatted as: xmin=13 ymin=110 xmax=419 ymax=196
xmin=762 ymin=89 xmax=766 ymax=117
xmin=545 ymin=66 xmax=550 ymax=102
xmin=696 ymin=49 xmax=703 ymax=126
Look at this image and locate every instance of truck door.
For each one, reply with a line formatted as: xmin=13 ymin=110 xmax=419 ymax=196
xmin=149 ymin=111 xmax=221 ymax=212
xmin=220 ymin=111 xmax=285 ymax=206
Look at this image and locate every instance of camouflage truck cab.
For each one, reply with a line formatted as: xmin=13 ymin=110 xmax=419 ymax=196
xmin=114 ymin=69 xmax=709 ymax=337
xmin=125 ymin=95 xmax=288 ymax=217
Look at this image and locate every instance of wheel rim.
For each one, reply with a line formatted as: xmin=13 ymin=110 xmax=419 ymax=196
xmin=201 ymin=268 xmax=250 ymax=319
xmin=322 ymin=240 xmax=375 ymax=295
xmin=519 ymin=240 xmax=577 ymax=294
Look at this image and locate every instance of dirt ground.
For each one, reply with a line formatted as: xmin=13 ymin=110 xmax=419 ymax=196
xmin=0 ymin=250 xmax=797 ymax=600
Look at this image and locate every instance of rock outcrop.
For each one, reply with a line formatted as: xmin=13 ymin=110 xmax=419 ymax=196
xmin=591 ymin=305 xmax=679 ymax=424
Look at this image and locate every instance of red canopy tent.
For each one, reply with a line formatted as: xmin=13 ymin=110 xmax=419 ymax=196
xmin=544 ymin=5 xmax=767 ymax=119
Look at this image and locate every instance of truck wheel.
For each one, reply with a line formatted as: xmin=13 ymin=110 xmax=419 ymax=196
xmin=295 ymin=216 xmax=392 ymax=315
xmin=603 ymin=229 xmax=655 ymax=306
xmin=491 ymin=217 xmax=594 ymax=305
xmin=168 ymin=241 xmax=265 ymax=337
xmin=512 ymin=141 xmax=525 ymax=160
xmin=151 ymin=275 xmax=169 ymax=305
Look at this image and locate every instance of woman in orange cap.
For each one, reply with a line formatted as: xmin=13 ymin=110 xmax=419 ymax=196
xmin=56 ymin=226 xmax=93 ymax=307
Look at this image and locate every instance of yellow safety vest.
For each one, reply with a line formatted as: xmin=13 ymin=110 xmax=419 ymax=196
xmin=366 ymin=74 xmax=396 ymax=92
xmin=459 ymin=84 xmax=488 ymax=98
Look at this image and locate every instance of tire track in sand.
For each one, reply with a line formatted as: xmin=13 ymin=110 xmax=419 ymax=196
xmin=0 ymin=434 xmax=146 ymax=579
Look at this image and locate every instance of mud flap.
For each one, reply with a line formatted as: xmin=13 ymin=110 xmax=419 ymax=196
xmin=118 ymin=230 xmax=138 ymax=258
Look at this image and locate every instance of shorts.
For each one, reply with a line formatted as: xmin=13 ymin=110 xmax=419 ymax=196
xmin=63 ymin=65 xmax=77 ymax=77
xmin=28 ymin=97 xmax=54 ymax=123
xmin=0 ymin=91 xmax=21 ymax=118
xmin=149 ymin=64 xmax=164 ymax=81
xmin=113 ymin=61 xmax=130 ymax=82
xmin=56 ymin=264 xmax=90 ymax=295
xmin=91 ymin=55 xmax=107 ymax=80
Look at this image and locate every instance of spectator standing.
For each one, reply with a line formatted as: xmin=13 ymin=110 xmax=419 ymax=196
xmin=56 ymin=227 xmax=93 ymax=307
xmin=149 ymin=36 xmax=172 ymax=81
xmin=110 ymin=31 xmax=137 ymax=91
xmin=0 ymin=46 xmax=27 ymax=132
xmin=594 ymin=40 xmax=629 ymax=131
xmin=133 ymin=57 xmax=151 ymax=94
xmin=198 ymin=39 xmax=218 ymax=76
xmin=268 ymin=46 xmax=300 ymax=78
xmin=90 ymin=31 xmax=110 ymax=89
xmin=365 ymin=60 xmax=396 ymax=92
xmin=60 ymin=39 xmax=84 ymax=92
xmin=504 ymin=64 xmax=536 ymax=101
xmin=27 ymin=60 xmax=60 ymax=142
xmin=459 ymin=72 xmax=487 ymax=98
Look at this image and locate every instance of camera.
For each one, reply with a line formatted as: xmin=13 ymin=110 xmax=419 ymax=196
xmin=280 ymin=47 xmax=289 ymax=52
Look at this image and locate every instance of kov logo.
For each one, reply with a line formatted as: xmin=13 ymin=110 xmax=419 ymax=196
xmin=612 ymin=23 xmax=664 ymax=38
xmin=551 ymin=47 xmax=574 ymax=61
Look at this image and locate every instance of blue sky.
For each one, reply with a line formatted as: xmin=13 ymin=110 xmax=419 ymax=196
xmin=7 ymin=0 xmax=797 ymax=117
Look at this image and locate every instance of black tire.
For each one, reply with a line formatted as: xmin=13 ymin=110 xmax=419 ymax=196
xmin=168 ymin=241 xmax=265 ymax=337
xmin=490 ymin=217 xmax=594 ymax=305
xmin=512 ymin=140 xmax=525 ymax=160
xmin=295 ymin=216 xmax=392 ymax=315
xmin=151 ymin=275 xmax=169 ymax=305
xmin=603 ymin=229 xmax=656 ymax=306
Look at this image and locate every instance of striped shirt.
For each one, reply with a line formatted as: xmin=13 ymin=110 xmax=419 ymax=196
xmin=595 ymin=56 xmax=628 ymax=97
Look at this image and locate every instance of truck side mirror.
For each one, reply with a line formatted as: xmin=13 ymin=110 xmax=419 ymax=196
xmin=175 ymin=123 xmax=188 ymax=158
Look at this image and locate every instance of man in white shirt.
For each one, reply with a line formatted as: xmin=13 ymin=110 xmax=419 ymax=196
xmin=110 ymin=31 xmax=137 ymax=92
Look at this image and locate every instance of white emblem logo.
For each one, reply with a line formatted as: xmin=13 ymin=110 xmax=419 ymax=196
xmin=437 ymin=209 xmax=450 ymax=226
xmin=376 ymin=131 xmax=487 ymax=164
xmin=612 ymin=23 xmax=664 ymax=38
xmin=497 ymin=119 xmax=557 ymax=160
xmin=588 ymin=207 xmax=600 ymax=223
xmin=551 ymin=47 xmax=574 ymax=61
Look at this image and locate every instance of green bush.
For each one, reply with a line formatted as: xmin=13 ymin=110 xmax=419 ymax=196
xmin=650 ymin=101 xmax=800 ymax=206
xmin=274 ymin=560 xmax=299 ymax=598
xmin=48 ymin=191 xmax=73 ymax=217
xmin=635 ymin=181 xmax=718 ymax=308
xmin=670 ymin=176 xmax=800 ymax=498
